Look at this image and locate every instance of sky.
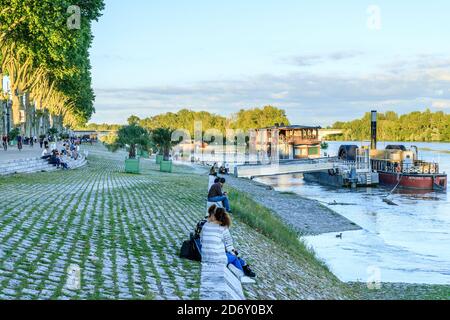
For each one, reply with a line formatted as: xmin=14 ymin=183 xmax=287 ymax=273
xmin=89 ymin=0 xmax=450 ymax=126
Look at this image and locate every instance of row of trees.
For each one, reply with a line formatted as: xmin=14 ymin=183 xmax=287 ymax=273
xmin=330 ymin=110 xmax=450 ymax=142
xmin=77 ymin=123 xmax=122 ymax=131
xmin=100 ymin=106 xmax=291 ymax=164
xmin=125 ymin=106 xmax=291 ymax=135
xmin=106 ymin=125 xmax=179 ymax=161
xmin=0 ymin=0 xmax=104 ymax=137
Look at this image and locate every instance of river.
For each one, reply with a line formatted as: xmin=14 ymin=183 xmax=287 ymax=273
xmin=255 ymin=141 xmax=450 ymax=285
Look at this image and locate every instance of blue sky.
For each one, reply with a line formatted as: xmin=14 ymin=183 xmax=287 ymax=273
xmin=90 ymin=0 xmax=450 ymax=125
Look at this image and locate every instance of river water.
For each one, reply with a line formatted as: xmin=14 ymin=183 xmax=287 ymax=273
xmin=255 ymin=142 xmax=450 ymax=285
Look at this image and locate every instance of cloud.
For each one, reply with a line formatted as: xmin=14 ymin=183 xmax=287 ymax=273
xmin=328 ymin=51 xmax=363 ymax=61
xmin=288 ymin=54 xmax=322 ymax=66
xmin=431 ymin=99 xmax=450 ymax=110
xmin=93 ymin=54 xmax=450 ymax=125
xmin=284 ymin=50 xmax=364 ymax=67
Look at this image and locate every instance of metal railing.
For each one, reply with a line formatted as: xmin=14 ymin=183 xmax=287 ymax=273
xmin=371 ymin=160 xmax=440 ymax=174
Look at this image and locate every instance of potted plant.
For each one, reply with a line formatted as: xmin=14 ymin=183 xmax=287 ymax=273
xmin=155 ymin=151 xmax=164 ymax=164
xmin=151 ymin=128 xmax=181 ymax=173
xmin=109 ymin=124 xmax=151 ymax=174
xmin=137 ymin=146 xmax=151 ymax=159
xmin=141 ymin=148 xmax=150 ymax=159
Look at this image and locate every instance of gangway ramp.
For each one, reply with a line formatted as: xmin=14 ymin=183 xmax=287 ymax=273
xmin=235 ymin=158 xmax=338 ymax=178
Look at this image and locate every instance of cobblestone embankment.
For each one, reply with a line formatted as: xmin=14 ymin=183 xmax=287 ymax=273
xmin=0 ymin=146 xmax=352 ymax=300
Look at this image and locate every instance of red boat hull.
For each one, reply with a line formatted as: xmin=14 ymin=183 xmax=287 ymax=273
xmin=378 ymin=172 xmax=448 ymax=191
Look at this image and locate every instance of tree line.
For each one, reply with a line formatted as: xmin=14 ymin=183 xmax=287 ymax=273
xmin=80 ymin=106 xmax=291 ymax=135
xmin=330 ymin=110 xmax=450 ymax=142
xmin=0 ymin=0 xmax=105 ymax=137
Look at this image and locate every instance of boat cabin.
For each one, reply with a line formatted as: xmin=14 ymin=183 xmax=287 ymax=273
xmin=255 ymin=125 xmax=322 ymax=160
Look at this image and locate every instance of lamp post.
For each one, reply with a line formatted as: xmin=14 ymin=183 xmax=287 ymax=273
xmin=6 ymin=100 xmax=11 ymax=134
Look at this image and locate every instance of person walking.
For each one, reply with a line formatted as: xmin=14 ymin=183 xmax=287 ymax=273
xmin=17 ymin=134 xmax=23 ymax=151
xmin=39 ymin=136 xmax=44 ymax=148
xmin=2 ymin=135 xmax=8 ymax=151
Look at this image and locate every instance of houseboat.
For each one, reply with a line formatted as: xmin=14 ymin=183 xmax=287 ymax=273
xmin=254 ymin=125 xmax=322 ymax=161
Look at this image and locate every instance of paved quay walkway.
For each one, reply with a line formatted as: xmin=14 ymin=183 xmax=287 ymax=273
xmin=0 ymin=145 xmax=352 ymax=300
xmin=0 ymin=145 xmax=46 ymax=162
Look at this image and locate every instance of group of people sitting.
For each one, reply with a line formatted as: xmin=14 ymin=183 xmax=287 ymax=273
xmin=210 ymin=162 xmax=230 ymax=175
xmin=60 ymin=140 xmax=81 ymax=160
xmin=41 ymin=148 xmax=69 ymax=170
xmin=181 ymin=164 xmax=256 ymax=282
xmin=41 ymin=141 xmax=80 ymax=170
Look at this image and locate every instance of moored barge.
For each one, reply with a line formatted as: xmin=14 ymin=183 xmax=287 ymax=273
xmin=369 ymin=111 xmax=447 ymax=191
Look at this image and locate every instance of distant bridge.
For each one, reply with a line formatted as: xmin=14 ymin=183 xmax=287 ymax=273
xmin=72 ymin=130 xmax=117 ymax=138
xmin=319 ymin=129 xmax=344 ymax=140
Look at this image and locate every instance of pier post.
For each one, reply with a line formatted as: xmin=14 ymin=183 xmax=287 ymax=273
xmin=371 ymin=110 xmax=377 ymax=150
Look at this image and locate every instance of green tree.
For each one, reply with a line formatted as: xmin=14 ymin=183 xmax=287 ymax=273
xmin=233 ymin=106 xmax=291 ymax=131
xmin=109 ymin=124 xmax=151 ymax=159
xmin=0 ymin=0 xmax=104 ymax=128
xmin=151 ymin=128 xmax=182 ymax=161
xmin=127 ymin=115 xmax=141 ymax=125
xmin=331 ymin=110 xmax=450 ymax=142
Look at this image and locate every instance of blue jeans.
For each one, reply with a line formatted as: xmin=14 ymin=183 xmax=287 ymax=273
xmin=197 ymin=241 xmax=246 ymax=271
xmin=208 ymin=196 xmax=230 ymax=212
xmin=227 ymin=252 xmax=246 ymax=271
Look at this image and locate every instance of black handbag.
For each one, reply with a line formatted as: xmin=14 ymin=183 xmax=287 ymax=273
xmin=179 ymin=234 xmax=202 ymax=262
xmin=179 ymin=240 xmax=193 ymax=259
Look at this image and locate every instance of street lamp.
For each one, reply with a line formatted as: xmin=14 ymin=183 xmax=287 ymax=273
xmin=6 ymin=100 xmax=11 ymax=134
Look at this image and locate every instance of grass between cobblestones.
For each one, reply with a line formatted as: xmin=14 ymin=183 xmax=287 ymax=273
xmin=2 ymin=145 xmax=447 ymax=300
xmin=0 ymin=145 xmax=352 ymax=300
xmin=0 ymin=147 xmax=203 ymax=300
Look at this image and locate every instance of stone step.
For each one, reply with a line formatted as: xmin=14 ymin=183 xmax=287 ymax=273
xmin=0 ymin=156 xmax=87 ymax=176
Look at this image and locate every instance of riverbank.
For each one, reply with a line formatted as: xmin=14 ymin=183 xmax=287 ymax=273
xmin=223 ymin=174 xmax=361 ymax=235
xmin=215 ymin=168 xmax=449 ymax=300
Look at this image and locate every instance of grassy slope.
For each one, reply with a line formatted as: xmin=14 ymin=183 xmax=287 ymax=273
xmin=349 ymin=283 xmax=450 ymax=300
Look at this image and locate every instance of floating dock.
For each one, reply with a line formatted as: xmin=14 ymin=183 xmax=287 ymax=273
xmin=235 ymin=148 xmax=379 ymax=188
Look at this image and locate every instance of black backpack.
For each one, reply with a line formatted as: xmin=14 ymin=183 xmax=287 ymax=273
xmin=194 ymin=218 xmax=208 ymax=239
xmin=179 ymin=233 xmax=201 ymax=262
